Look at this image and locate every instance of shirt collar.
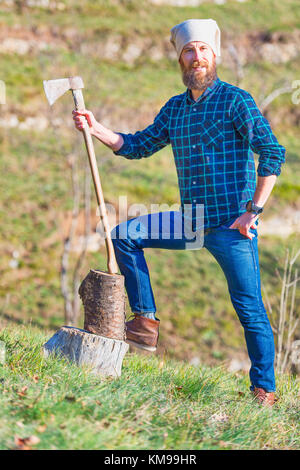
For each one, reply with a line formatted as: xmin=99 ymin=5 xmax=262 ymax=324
xmin=185 ymin=77 xmax=221 ymax=105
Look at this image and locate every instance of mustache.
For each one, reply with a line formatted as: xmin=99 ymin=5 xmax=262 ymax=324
xmin=183 ymin=61 xmax=209 ymax=72
xmin=192 ymin=61 xmax=208 ymax=67
xmin=188 ymin=61 xmax=209 ymax=70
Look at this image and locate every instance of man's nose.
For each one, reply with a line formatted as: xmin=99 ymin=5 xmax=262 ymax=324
xmin=193 ymin=48 xmax=203 ymax=62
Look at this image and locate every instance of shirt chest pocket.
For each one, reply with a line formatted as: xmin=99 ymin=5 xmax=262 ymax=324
xmin=198 ymin=119 xmax=224 ymax=151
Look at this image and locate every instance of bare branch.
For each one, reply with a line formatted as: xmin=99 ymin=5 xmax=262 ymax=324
xmin=262 ymin=282 xmax=277 ymax=334
xmin=259 ymin=84 xmax=293 ymax=114
xmin=61 ymin=152 xmax=81 ymax=325
xmin=227 ymin=44 xmax=244 ymax=87
xmin=272 ymin=248 xmax=300 ymax=374
xmin=275 ymin=267 xmax=283 ymax=283
xmin=290 ymin=249 xmax=300 ymax=266
xmin=72 ymin=160 xmax=92 ymax=325
xmin=282 ymin=268 xmax=298 ymax=372
xmin=277 ymin=249 xmax=289 ymax=371
xmin=286 ymin=277 xmax=300 ymax=287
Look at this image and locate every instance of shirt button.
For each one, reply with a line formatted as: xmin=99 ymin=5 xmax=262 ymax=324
xmin=193 ymin=199 xmax=197 ymax=203
xmin=192 ymin=181 xmax=196 ymax=185
xmin=192 ymin=145 xmax=196 ymax=149
xmin=193 ymin=108 xmax=196 ymax=111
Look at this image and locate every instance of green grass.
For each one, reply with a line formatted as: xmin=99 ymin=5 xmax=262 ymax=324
xmin=0 ymin=326 xmax=299 ymax=450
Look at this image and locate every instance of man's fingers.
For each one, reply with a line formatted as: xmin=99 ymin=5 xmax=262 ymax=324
xmin=237 ymin=227 xmax=253 ymax=239
xmin=72 ymin=109 xmax=93 ymax=127
xmin=228 ymin=214 xmax=256 ymax=238
xmin=85 ymin=114 xmax=92 ymax=127
xmin=73 ymin=116 xmax=85 ymax=128
xmin=232 ymin=225 xmax=255 ymax=239
xmin=72 ymin=109 xmax=87 ymax=115
xmin=228 ymin=216 xmax=240 ymax=229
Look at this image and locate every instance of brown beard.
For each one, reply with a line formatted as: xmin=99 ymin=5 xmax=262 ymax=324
xmin=180 ymin=57 xmax=217 ymax=92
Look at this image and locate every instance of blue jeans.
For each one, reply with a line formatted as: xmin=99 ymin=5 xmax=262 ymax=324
xmin=111 ymin=211 xmax=276 ymax=392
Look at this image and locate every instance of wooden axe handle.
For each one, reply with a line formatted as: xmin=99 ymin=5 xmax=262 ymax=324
xmin=72 ymin=89 xmax=118 ymax=275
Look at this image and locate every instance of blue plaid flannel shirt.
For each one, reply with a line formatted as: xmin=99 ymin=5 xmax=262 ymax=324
xmin=114 ymin=77 xmax=286 ymax=229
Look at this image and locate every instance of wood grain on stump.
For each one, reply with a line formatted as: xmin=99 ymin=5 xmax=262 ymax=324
xmin=43 ymin=326 xmax=129 ymax=377
xmin=79 ymin=269 xmax=126 ymax=341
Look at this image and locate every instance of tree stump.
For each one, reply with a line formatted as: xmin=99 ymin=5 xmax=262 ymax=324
xmin=43 ymin=326 xmax=129 ymax=377
xmin=43 ymin=269 xmax=128 ymax=378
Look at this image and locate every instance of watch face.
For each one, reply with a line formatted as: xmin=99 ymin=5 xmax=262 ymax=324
xmin=246 ymin=200 xmax=263 ymax=214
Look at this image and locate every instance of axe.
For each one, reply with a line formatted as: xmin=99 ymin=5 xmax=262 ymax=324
xmin=43 ymin=76 xmax=118 ymax=274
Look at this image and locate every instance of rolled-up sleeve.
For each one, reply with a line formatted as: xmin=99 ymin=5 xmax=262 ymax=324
xmin=231 ymin=91 xmax=286 ymax=176
xmin=113 ymin=101 xmax=170 ymax=160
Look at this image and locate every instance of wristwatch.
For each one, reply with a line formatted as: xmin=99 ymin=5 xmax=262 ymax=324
xmin=246 ymin=200 xmax=264 ymax=215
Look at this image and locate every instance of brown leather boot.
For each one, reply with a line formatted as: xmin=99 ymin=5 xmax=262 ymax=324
xmin=125 ymin=314 xmax=160 ymax=352
xmin=252 ymin=387 xmax=275 ymax=407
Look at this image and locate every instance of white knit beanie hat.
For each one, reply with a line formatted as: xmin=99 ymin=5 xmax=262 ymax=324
xmin=170 ymin=19 xmax=221 ymax=59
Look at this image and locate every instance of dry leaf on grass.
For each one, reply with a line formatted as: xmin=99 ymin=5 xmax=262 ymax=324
xmin=17 ymin=386 xmax=28 ymax=398
xmin=14 ymin=435 xmax=40 ymax=450
xmin=219 ymin=440 xmax=230 ymax=448
xmin=64 ymin=395 xmax=76 ymax=402
xmin=36 ymin=425 xmax=47 ymax=433
xmin=209 ymin=412 xmax=229 ymax=423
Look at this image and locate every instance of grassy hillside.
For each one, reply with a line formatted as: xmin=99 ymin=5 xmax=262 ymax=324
xmin=0 ymin=0 xmax=299 ymax=367
xmin=0 ymin=326 xmax=299 ymax=450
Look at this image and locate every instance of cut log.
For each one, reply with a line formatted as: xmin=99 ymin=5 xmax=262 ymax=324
xmin=79 ymin=269 xmax=126 ymax=340
xmin=43 ymin=326 xmax=129 ymax=377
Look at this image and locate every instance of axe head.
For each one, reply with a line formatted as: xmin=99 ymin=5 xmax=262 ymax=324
xmin=43 ymin=76 xmax=84 ymax=106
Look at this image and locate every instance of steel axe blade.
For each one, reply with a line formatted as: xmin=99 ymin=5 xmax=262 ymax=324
xmin=43 ymin=76 xmax=84 ymax=106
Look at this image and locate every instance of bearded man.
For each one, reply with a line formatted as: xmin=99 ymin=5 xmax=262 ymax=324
xmin=73 ymin=19 xmax=286 ymax=406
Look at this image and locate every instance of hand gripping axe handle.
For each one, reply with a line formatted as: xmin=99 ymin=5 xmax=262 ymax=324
xmin=43 ymin=76 xmax=118 ymax=274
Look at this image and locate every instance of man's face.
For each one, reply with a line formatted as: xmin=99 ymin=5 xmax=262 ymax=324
xmin=179 ymin=41 xmax=217 ymax=91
